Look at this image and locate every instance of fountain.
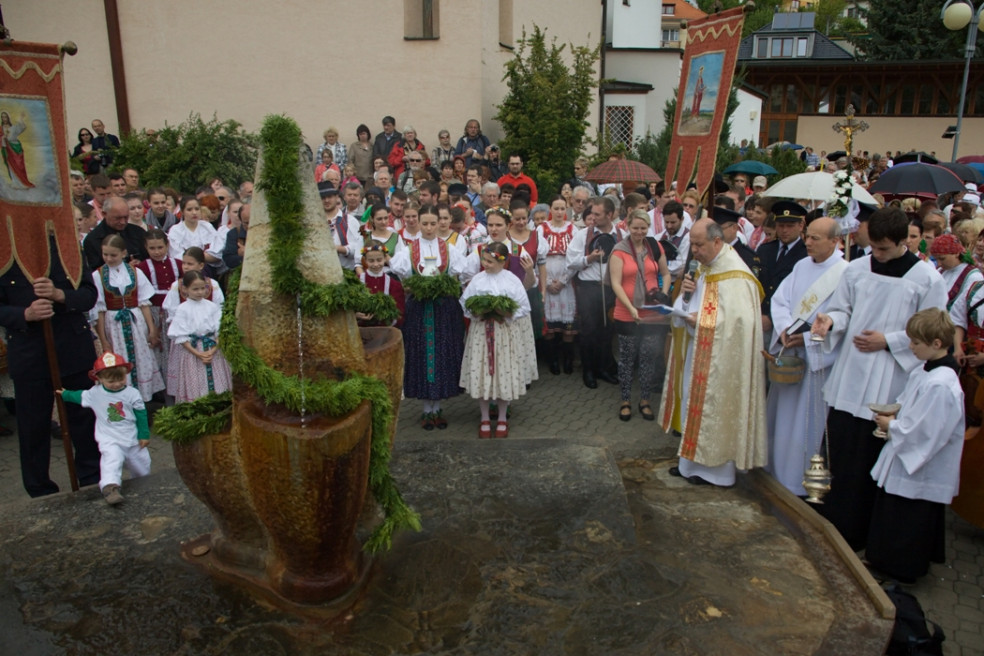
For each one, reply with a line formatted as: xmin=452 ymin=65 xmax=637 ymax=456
xmin=165 ymin=116 xmax=411 ymax=609
xmin=0 ymin=115 xmax=898 ymax=654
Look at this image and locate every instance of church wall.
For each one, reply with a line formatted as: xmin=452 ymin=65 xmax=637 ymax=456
xmin=796 ymin=115 xmax=984 ymax=161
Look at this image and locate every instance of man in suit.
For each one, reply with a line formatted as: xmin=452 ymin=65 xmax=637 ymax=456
xmin=756 ymin=201 xmax=808 ymax=335
xmin=0 ymin=239 xmax=101 ymax=497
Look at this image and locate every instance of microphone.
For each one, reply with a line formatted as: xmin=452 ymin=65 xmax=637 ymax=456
xmin=682 ymin=259 xmax=699 ymax=303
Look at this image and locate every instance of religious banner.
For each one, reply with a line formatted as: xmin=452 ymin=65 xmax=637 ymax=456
xmin=0 ymin=41 xmax=81 ymax=286
xmin=665 ymin=6 xmax=746 ymax=201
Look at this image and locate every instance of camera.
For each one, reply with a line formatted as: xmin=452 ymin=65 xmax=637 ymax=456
xmin=489 ymin=145 xmax=499 ymax=152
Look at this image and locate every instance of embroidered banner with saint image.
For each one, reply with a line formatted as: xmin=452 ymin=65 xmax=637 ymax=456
xmin=665 ymin=6 xmax=746 ymax=201
xmin=0 ymin=41 xmax=81 ymax=286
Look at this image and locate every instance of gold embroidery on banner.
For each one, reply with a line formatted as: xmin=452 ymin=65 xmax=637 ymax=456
xmin=687 ymin=21 xmax=742 ymax=44
xmin=680 ymin=280 xmax=719 ymax=459
xmin=0 ymin=59 xmax=61 ymax=83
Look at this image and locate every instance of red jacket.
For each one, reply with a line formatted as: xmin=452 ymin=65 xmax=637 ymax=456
xmin=388 ymin=140 xmax=429 ymax=178
xmin=497 ymin=172 xmax=539 ymax=204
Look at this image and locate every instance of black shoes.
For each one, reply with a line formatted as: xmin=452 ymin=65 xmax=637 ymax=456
xmin=597 ymin=370 xmax=619 ymax=385
xmin=583 ymin=370 xmax=597 ymax=389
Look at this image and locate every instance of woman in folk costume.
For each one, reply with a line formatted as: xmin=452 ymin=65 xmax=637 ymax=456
xmin=389 ymin=204 xmax=466 ymax=429
xmin=166 ymin=271 xmax=232 ymax=402
xmin=135 ymin=229 xmax=182 ymax=383
xmin=167 ymin=196 xmax=220 ymax=266
xmin=930 ymin=233 xmax=983 ymax=366
xmin=537 ymin=196 xmax=578 ymax=374
xmin=460 ymin=242 xmax=536 ymax=438
xmin=93 ymin=235 xmax=165 ymax=402
xmin=357 ymin=241 xmax=405 ymax=328
xmin=161 ymin=247 xmax=224 ymax=323
xmin=363 ymin=204 xmax=407 ymax=266
xmin=506 ymin=200 xmax=549 ymax=344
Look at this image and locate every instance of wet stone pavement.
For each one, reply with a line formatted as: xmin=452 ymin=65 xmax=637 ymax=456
xmin=0 ymin=361 xmax=981 ymax=655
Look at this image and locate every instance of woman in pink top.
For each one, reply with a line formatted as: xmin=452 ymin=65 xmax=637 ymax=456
xmin=607 ymin=209 xmax=670 ymax=422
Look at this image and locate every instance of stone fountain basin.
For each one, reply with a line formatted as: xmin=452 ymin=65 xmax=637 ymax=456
xmin=0 ymin=438 xmax=893 ymax=655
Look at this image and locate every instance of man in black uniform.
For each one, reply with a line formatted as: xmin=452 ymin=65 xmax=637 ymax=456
xmin=0 ymin=239 xmax=100 ymax=496
xmin=711 ymin=205 xmax=760 ymax=275
xmin=756 ymin=200 xmax=808 ymax=335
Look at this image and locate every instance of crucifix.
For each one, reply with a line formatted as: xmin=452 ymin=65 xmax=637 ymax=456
xmin=831 ymin=104 xmax=869 ymax=174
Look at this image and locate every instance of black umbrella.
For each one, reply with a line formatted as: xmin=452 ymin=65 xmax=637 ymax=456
xmin=826 ymin=151 xmax=847 ymax=161
xmin=868 ymin=163 xmax=966 ymax=196
xmin=894 ymin=151 xmax=939 ymax=165
xmin=938 ymin=161 xmax=984 ymax=184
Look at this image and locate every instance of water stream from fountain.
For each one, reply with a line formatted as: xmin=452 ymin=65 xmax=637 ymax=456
xmin=296 ymin=293 xmax=306 ymax=424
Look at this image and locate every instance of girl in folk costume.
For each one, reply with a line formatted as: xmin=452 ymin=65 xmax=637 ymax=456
xmin=93 ymin=235 xmax=165 ymax=402
xmin=389 ymin=204 xmax=466 ymax=429
xmin=437 ymin=203 xmax=468 ymax=256
xmin=167 ymin=197 xmax=221 ymax=269
xmin=460 ymin=242 xmax=537 ymax=439
xmin=398 ymin=203 xmax=422 ymax=245
xmin=162 ymin=247 xmax=225 ymax=322
xmin=460 ymin=208 xmax=535 ymax=288
xmin=166 ymin=271 xmax=233 ymax=403
xmin=135 ymin=229 xmax=183 ymax=384
xmin=453 ymin=199 xmax=488 ymax=249
xmin=357 ymin=241 xmax=406 ymax=328
xmin=537 ymin=196 xmax=578 ymax=374
xmin=363 ymin=204 xmax=407 ymax=264
xmin=507 ymin=200 xmax=549 ymax=344
xmin=931 ymin=233 xmax=983 ymax=366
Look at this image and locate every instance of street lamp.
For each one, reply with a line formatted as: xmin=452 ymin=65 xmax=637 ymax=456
xmin=941 ymin=0 xmax=984 ymax=161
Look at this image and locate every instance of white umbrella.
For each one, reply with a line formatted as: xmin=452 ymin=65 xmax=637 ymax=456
xmin=763 ymin=171 xmax=877 ymax=205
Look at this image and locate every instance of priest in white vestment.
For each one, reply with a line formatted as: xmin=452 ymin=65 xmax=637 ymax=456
xmin=766 ymin=218 xmax=847 ymax=495
xmin=812 ymin=207 xmax=946 ymax=550
xmin=660 ymin=219 xmax=768 ymax=487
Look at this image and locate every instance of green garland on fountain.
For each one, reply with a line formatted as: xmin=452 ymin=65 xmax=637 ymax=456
xmin=154 ymin=115 xmax=419 ymax=553
xmin=153 ymin=391 xmax=233 ymax=445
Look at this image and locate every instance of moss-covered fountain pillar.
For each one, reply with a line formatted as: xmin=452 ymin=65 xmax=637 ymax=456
xmin=162 ymin=116 xmax=414 ymax=608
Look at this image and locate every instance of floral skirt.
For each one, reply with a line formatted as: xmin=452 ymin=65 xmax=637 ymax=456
xmin=167 ymin=344 xmax=233 ymax=404
xmin=460 ymin=315 xmax=538 ymax=401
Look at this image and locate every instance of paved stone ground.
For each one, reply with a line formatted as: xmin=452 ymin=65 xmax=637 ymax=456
xmin=0 ymin=362 xmax=981 ymax=655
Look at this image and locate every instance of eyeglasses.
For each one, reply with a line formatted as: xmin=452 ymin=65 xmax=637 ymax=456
xmin=683 ymin=203 xmax=697 ymax=209
xmin=409 ymin=158 xmax=423 ymax=162
xmin=217 ymin=196 xmax=227 ymax=201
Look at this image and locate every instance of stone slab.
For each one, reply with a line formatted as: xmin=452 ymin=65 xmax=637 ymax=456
xmin=0 ymin=438 xmax=892 ymax=655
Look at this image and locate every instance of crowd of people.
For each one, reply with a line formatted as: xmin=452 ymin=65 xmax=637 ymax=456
xmin=1 ymin=115 xmax=978 ymax=586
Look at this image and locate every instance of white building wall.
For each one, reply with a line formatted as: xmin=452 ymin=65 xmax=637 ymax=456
xmin=604 ymin=51 xmax=682 ymax=138
xmin=732 ymin=89 xmax=763 ymax=147
xmin=610 ymin=0 xmax=663 ymax=49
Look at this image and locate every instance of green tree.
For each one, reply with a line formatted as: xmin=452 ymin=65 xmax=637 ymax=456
xmin=850 ymin=0 xmax=983 ymax=61
xmin=112 ymin=113 xmax=258 ymax=193
xmin=494 ymin=25 xmax=599 ymax=196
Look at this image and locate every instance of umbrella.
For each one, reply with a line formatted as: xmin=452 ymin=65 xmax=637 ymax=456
xmin=764 ymin=141 xmax=804 ymax=151
xmin=956 ymin=155 xmax=984 ymax=164
xmin=826 ymin=151 xmax=847 ymax=161
xmin=966 ymin=162 xmax=984 ymax=179
xmin=762 ymin=171 xmax=878 ymax=204
xmin=937 ymin=161 xmax=984 ymax=184
xmin=894 ymin=151 xmax=939 ymax=165
xmin=723 ymin=161 xmax=778 ymax=176
xmin=584 ymin=159 xmax=662 ymax=184
xmin=869 ymin=163 xmax=965 ymax=197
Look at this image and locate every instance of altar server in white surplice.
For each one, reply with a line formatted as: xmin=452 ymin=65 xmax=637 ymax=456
xmin=812 ymin=207 xmax=946 ymax=551
xmin=766 ymin=218 xmax=847 ymax=496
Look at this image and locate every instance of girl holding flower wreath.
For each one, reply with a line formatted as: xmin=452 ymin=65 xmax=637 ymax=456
xmin=459 ymin=241 xmax=536 ymax=438
xmin=390 ymin=204 xmax=466 ymax=429
xmin=357 ymin=240 xmax=405 ymax=328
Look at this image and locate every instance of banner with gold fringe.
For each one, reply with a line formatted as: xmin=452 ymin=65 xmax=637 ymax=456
xmin=0 ymin=41 xmax=81 ymax=287
xmin=664 ymin=6 xmax=746 ymax=201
